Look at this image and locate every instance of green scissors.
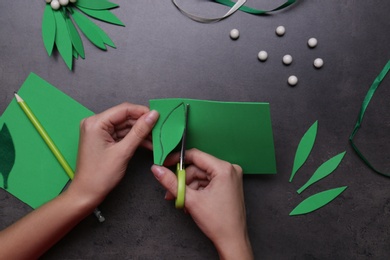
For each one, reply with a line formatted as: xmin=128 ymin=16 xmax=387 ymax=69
xmin=175 ymin=104 xmax=189 ymax=209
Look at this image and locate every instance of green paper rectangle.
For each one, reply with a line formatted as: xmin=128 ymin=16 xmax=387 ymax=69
xmin=150 ymin=99 xmax=277 ymax=174
xmin=0 ymin=73 xmax=94 ymax=208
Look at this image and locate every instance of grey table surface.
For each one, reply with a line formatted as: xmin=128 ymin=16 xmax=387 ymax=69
xmin=1 ymin=0 xmax=390 ymax=259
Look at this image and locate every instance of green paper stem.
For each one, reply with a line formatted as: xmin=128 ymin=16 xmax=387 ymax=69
xmin=0 ymin=124 xmax=16 ymax=189
xmin=75 ymin=0 xmax=119 ymax=10
xmin=290 ymin=186 xmax=347 ymax=216
xmin=71 ymin=9 xmax=107 ymax=50
xmin=290 ymin=121 xmax=318 ymax=183
xmin=297 ymin=152 xmax=346 ymax=194
xmin=53 ymin=10 xmax=73 ymax=70
xmin=215 ymin=0 xmax=296 ymax=15
xmin=66 ymin=16 xmax=85 ymax=59
xmin=77 ymin=6 xmax=125 ymax=26
xmin=42 ymin=5 xmax=56 ymax=56
xmin=158 ymin=103 xmax=186 ymax=165
xmin=349 ymin=60 xmax=390 ymax=177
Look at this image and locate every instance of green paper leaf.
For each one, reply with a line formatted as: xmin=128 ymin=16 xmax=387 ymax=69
xmin=290 ymin=186 xmax=347 ymax=216
xmin=75 ymin=0 xmax=119 ymax=10
xmin=72 ymin=47 xmax=79 ymax=59
xmin=157 ymin=103 xmax=186 ymax=165
xmin=77 ymin=6 xmax=125 ymax=26
xmin=71 ymin=10 xmax=107 ymax=50
xmin=42 ymin=4 xmax=56 ymax=56
xmin=290 ymin=121 xmax=318 ymax=182
xmin=297 ymin=152 xmax=346 ymax=194
xmin=53 ymin=10 xmax=73 ymax=70
xmin=215 ymin=0 xmax=296 ymax=15
xmin=0 ymin=124 xmax=16 ymax=189
xmin=65 ymin=16 xmax=85 ymax=59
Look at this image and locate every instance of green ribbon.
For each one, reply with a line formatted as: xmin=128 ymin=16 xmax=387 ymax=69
xmin=215 ymin=0 xmax=296 ymax=15
xmin=349 ymin=60 xmax=390 ymax=177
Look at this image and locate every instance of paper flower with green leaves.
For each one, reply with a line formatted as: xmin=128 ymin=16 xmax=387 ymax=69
xmin=42 ymin=0 xmax=125 ymax=70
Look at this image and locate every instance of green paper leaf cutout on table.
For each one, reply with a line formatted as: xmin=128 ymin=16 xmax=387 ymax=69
xmin=53 ymin=11 xmax=73 ymax=70
xmin=297 ymin=151 xmax=346 ymax=194
xmin=42 ymin=5 xmax=56 ymax=56
xmin=150 ymin=99 xmax=277 ymax=174
xmin=41 ymin=0 xmax=123 ymax=70
xmin=156 ymin=103 xmax=186 ymax=165
xmin=215 ymin=0 xmax=296 ymax=15
xmin=290 ymin=186 xmax=347 ymax=216
xmin=75 ymin=0 xmax=119 ymax=10
xmin=0 ymin=124 xmax=16 ymax=189
xmin=290 ymin=121 xmax=318 ymax=182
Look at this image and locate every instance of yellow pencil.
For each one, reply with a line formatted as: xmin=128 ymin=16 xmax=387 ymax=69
xmin=15 ymin=93 xmax=105 ymax=222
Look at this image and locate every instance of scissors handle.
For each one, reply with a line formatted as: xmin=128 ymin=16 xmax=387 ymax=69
xmin=175 ymin=162 xmax=186 ymax=209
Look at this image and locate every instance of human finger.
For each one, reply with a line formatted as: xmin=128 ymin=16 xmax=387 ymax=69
xmin=187 ymin=179 xmax=209 ymax=190
xmin=151 ymin=165 xmax=178 ymax=197
xmin=98 ymin=103 xmax=150 ymax=126
xmin=185 ymin=165 xmax=210 ymax=183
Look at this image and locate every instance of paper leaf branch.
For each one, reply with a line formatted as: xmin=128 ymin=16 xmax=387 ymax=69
xmin=297 ymin=152 xmax=346 ymax=194
xmin=0 ymin=124 xmax=16 ymax=189
xmin=157 ymin=103 xmax=186 ymax=165
xmin=42 ymin=0 xmax=124 ymax=70
xmin=290 ymin=121 xmax=318 ymax=182
xmin=289 ymin=186 xmax=347 ymax=216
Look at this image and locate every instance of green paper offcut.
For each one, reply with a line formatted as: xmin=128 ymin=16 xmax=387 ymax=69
xmin=290 ymin=121 xmax=318 ymax=182
xmin=215 ymin=0 xmax=296 ymax=15
xmin=0 ymin=124 xmax=16 ymax=189
xmin=42 ymin=5 xmax=56 ymax=56
xmin=297 ymin=151 xmax=346 ymax=194
xmin=66 ymin=16 xmax=85 ymax=59
xmin=71 ymin=10 xmax=107 ymax=50
xmin=77 ymin=6 xmax=125 ymax=26
xmin=290 ymin=186 xmax=348 ymax=216
xmin=150 ymin=99 xmax=277 ymax=174
xmin=0 ymin=73 xmax=94 ymax=208
xmin=75 ymin=0 xmax=119 ymax=10
xmin=53 ymin=10 xmax=73 ymax=70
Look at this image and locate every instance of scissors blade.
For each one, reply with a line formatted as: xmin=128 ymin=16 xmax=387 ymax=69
xmin=179 ymin=104 xmax=190 ymax=170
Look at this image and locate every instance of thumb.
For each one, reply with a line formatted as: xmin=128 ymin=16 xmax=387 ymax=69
xmin=151 ymin=165 xmax=178 ymax=197
xmin=120 ymin=110 xmax=159 ymax=155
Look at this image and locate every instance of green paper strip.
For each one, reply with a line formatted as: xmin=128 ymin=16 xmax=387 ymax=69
xmin=53 ymin=10 xmax=73 ymax=70
xmin=0 ymin=124 xmax=16 ymax=189
xmin=215 ymin=0 xmax=296 ymax=15
xmin=290 ymin=186 xmax=347 ymax=216
xmin=42 ymin=5 xmax=56 ymax=56
xmin=297 ymin=152 xmax=346 ymax=194
xmin=72 ymin=47 xmax=79 ymax=59
xmin=75 ymin=0 xmax=119 ymax=10
xmin=349 ymin=60 xmax=390 ymax=177
xmin=158 ymin=103 xmax=186 ymax=165
xmin=66 ymin=16 xmax=85 ymax=59
xmin=71 ymin=10 xmax=107 ymax=50
xmin=77 ymin=6 xmax=125 ymax=26
xmin=290 ymin=121 xmax=318 ymax=183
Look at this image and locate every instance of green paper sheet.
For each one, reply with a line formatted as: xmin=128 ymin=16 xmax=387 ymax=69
xmin=150 ymin=99 xmax=277 ymax=174
xmin=0 ymin=73 xmax=93 ymax=208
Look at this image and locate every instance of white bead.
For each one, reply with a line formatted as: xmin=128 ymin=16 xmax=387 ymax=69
xmin=308 ymin=38 xmax=317 ymax=48
xmin=230 ymin=29 xmax=240 ymax=40
xmin=59 ymin=0 xmax=69 ymax=6
xmin=314 ymin=58 xmax=324 ymax=68
xmin=288 ymin=75 xmax=298 ymax=86
xmin=276 ymin=26 xmax=285 ymax=36
xmin=283 ymin=54 xmax=293 ymax=65
xmin=69 ymin=0 xmax=77 ymax=3
xmin=257 ymin=51 xmax=268 ymax=61
xmin=50 ymin=0 xmax=60 ymax=9
xmin=45 ymin=0 xmax=52 ymax=3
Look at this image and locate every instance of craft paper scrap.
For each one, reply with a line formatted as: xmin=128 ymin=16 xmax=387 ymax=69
xmin=0 ymin=73 xmax=93 ymax=208
xmin=150 ymin=99 xmax=277 ymax=174
xmin=0 ymin=124 xmax=16 ymax=189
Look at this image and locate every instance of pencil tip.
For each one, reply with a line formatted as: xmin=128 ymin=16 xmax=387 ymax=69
xmin=14 ymin=92 xmax=23 ymax=102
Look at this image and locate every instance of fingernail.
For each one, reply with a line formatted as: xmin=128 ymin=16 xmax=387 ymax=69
xmin=145 ymin=110 xmax=159 ymax=125
xmin=152 ymin=165 xmax=165 ymax=179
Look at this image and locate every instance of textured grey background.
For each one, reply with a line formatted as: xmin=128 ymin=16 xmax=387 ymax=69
xmin=1 ymin=0 xmax=390 ymax=259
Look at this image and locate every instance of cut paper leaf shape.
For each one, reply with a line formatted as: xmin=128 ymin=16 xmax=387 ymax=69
xmin=290 ymin=186 xmax=347 ymax=216
xmin=0 ymin=124 xmax=16 ymax=189
xmin=41 ymin=0 xmax=124 ymax=70
xmin=290 ymin=121 xmax=318 ymax=182
xmin=215 ymin=0 xmax=296 ymax=15
xmin=156 ymin=103 xmax=186 ymax=165
xmin=297 ymin=152 xmax=346 ymax=194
